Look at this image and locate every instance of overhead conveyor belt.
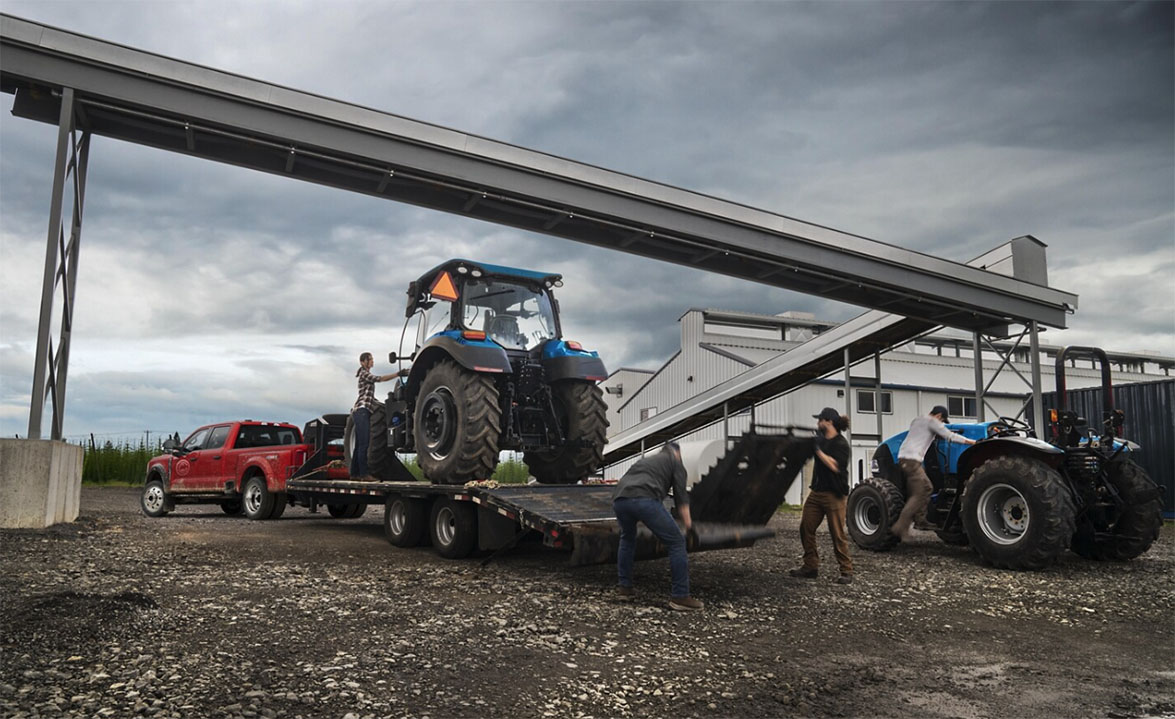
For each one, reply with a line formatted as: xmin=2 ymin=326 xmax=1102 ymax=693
xmin=603 ymin=240 xmax=1031 ymax=465
xmin=0 ymin=14 xmax=1077 ymax=332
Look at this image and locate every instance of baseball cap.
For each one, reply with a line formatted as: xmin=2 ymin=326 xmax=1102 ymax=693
xmin=813 ymin=407 xmax=840 ymax=423
xmin=930 ymin=405 xmax=950 ymax=422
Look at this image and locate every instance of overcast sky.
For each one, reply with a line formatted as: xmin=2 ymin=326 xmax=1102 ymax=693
xmin=1 ymin=1 xmax=1172 ymax=443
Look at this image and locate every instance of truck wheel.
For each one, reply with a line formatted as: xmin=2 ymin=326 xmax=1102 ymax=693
xmin=327 ymin=503 xmax=363 ymax=519
xmin=1071 ymin=460 xmax=1162 ymax=561
xmin=141 ymin=478 xmax=171 ymax=518
xmin=220 ymin=499 xmax=242 ymax=515
xmin=429 ymin=498 xmax=477 ymax=559
xmin=414 ymin=359 xmax=500 ymax=485
xmin=846 ymin=477 xmax=904 ymax=551
xmin=524 ymin=381 xmax=608 ymax=484
xmin=242 ymin=475 xmax=277 ymax=520
xmin=384 ymin=495 xmax=427 ymax=547
xmin=268 ymin=493 xmax=288 ymax=520
xmin=961 ymin=456 xmax=1075 ymax=570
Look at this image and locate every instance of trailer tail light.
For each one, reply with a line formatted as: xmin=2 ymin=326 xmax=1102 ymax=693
xmin=462 ymin=330 xmax=487 ymax=341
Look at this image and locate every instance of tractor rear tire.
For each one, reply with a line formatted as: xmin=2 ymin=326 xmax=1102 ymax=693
xmin=524 ymin=381 xmax=609 ymax=484
xmin=414 ymin=359 xmax=500 ymax=485
xmin=429 ymin=498 xmax=477 ymax=559
xmin=384 ymin=495 xmax=427 ymax=547
xmin=846 ymin=477 xmax=905 ymax=551
xmin=1070 ymin=459 xmax=1162 ymax=561
xmin=961 ymin=456 xmax=1075 ymax=571
xmin=367 ymin=403 xmax=399 ymax=481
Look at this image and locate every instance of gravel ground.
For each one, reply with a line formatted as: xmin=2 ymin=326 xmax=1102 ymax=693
xmin=1 ymin=486 xmax=1172 ymax=719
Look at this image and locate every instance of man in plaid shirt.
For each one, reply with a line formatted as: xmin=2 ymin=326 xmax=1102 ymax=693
xmin=352 ymin=352 xmax=407 ymax=480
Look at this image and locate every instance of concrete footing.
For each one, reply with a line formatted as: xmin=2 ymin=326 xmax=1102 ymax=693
xmin=0 ymin=438 xmax=83 ymax=528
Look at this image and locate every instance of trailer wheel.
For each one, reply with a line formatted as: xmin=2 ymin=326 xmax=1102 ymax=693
xmin=242 ymin=475 xmax=277 ymax=520
xmin=429 ymin=498 xmax=477 ymax=559
xmin=846 ymin=477 xmax=904 ymax=551
xmin=385 ymin=495 xmax=427 ymax=548
xmin=1071 ymin=459 xmax=1162 ymax=561
xmin=141 ymin=478 xmax=171 ymax=518
xmin=220 ymin=499 xmax=242 ymax=516
xmin=524 ymin=381 xmax=609 ymax=484
xmin=414 ymin=359 xmax=500 ymax=485
xmin=961 ymin=456 xmax=1075 ymax=570
xmin=327 ymin=503 xmax=364 ymax=519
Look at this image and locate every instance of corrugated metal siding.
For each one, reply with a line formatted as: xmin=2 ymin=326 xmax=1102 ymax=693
xmin=1036 ymin=379 xmax=1174 ymax=517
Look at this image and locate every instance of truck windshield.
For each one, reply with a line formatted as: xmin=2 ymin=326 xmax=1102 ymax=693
xmin=462 ymin=279 xmax=558 ymax=351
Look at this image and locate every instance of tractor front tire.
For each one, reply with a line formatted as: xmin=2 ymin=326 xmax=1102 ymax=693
xmin=1071 ymin=459 xmax=1162 ymax=561
xmin=961 ymin=456 xmax=1075 ymax=571
xmin=524 ymin=381 xmax=609 ymax=484
xmin=414 ymin=360 xmax=500 ymax=485
xmin=846 ymin=477 xmax=905 ymax=551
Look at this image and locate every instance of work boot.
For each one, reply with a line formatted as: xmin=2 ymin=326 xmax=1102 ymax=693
xmin=788 ymin=567 xmax=818 ymax=579
xmin=837 ymin=574 xmax=854 ymax=585
xmin=617 ymin=585 xmax=635 ymax=601
xmin=668 ymin=596 xmax=704 ymax=611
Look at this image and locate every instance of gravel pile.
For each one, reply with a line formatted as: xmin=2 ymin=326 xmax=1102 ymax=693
xmin=1 ymin=487 xmax=1172 ymax=719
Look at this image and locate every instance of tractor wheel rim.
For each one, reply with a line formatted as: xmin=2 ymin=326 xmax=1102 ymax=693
xmin=421 ymin=387 xmax=458 ymax=460
xmin=435 ymin=506 xmax=456 ymax=545
xmin=144 ymin=485 xmax=164 ymax=512
xmin=245 ymin=483 xmax=264 ymax=514
xmin=853 ymin=494 xmax=883 ymax=535
xmin=389 ymin=501 xmax=406 ymax=534
xmin=976 ymin=482 xmax=1029 ymax=546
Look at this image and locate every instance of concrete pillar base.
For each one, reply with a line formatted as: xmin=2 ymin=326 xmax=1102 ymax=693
xmin=0 ymin=438 xmax=83 ymax=528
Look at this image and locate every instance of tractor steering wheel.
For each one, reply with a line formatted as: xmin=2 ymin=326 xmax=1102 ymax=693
xmin=989 ymin=416 xmax=1033 ymax=438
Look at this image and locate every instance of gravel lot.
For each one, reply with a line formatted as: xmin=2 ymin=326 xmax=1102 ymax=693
xmin=1 ymin=486 xmax=1172 ymax=719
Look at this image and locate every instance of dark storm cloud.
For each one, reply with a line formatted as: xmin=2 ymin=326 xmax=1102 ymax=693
xmin=0 ymin=1 xmax=1171 ymax=438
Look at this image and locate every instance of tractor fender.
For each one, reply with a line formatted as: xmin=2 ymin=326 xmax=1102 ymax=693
xmin=543 ymin=354 xmax=608 ymax=383
xmin=958 ymin=436 xmax=1063 ymax=478
xmin=406 ymin=336 xmax=511 ymax=394
xmin=870 ymin=444 xmax=905 ymax=494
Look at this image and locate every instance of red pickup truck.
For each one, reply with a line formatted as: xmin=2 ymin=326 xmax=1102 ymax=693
xmin=141 ymin=420 xmax=313 ymax=520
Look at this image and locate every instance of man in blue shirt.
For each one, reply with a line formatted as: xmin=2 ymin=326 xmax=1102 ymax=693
xmin=612 ymin=442 xmax=702 ymax=611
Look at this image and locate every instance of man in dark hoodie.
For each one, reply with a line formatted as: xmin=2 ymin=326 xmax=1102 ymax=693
xmin=612 ymin=442 xmax=702 ymax=611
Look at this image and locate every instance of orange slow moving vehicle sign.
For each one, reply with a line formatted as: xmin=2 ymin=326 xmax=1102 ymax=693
xmin=430 ymin=271 xmax=460 ymax=300
xmin=429 ymin=271 xmax=459 ymax=301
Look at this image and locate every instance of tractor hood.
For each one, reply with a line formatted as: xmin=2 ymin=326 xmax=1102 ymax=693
xmin=405 ymin=258 xmax=563 ymax=317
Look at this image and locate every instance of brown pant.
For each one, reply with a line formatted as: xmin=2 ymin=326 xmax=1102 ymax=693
xmin=800 ymin=491 xmax=853 ymax=575
xmin=892 ymin=458 xmax=932 ymax=536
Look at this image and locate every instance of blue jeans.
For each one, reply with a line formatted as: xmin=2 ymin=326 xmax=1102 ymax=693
xmin=350 ymin=408 xmax=370 ymax=478
xmin=614 ymin=497 xmax=689 ymax=598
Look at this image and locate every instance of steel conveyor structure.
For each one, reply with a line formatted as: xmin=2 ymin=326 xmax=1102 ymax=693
xmin=1 ymin=14 xmax=1076 ymax=334
xmin=603 ymin=239 xmax=1037 ymax=465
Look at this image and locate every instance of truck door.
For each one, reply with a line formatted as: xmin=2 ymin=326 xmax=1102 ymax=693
xmin=171 ymin=427 xmax=211 ymax=492
xmin=187 ymin=424 xmax=232 ymax=491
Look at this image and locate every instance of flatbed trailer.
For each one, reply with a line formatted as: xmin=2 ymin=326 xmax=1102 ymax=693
xmin=284 ymin=426 xmax=813 ymax=565
xmin=285 ymin=476 xmax=776 ymax=565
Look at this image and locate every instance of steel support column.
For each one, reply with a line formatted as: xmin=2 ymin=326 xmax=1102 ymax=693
xmin=874 ymin=351 xmax=883 ymax=440
xmin=843 ymin=348 xmax=852 ymax=440
xmin=1029 ymin=321 xmax=1044 ymax=433
xmin=27 ymin=87 xmax=89 ymax=441
xmin=973 ymin=332 xmax=986 ymax=422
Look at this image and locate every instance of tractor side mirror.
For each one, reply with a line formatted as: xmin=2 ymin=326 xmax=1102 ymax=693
xmin=389 ymin=351 xmax=417 ymax=363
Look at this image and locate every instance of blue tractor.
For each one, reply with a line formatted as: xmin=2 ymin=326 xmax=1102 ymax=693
xmin=372 ymin=259 xmax=609 ymax=485
xmin=847 ymin=347 xmax=1163 ymax=570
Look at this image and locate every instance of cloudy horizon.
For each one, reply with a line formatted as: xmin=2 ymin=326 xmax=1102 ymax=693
xmin=1 ymin=1 xmax=1171 ymax=443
